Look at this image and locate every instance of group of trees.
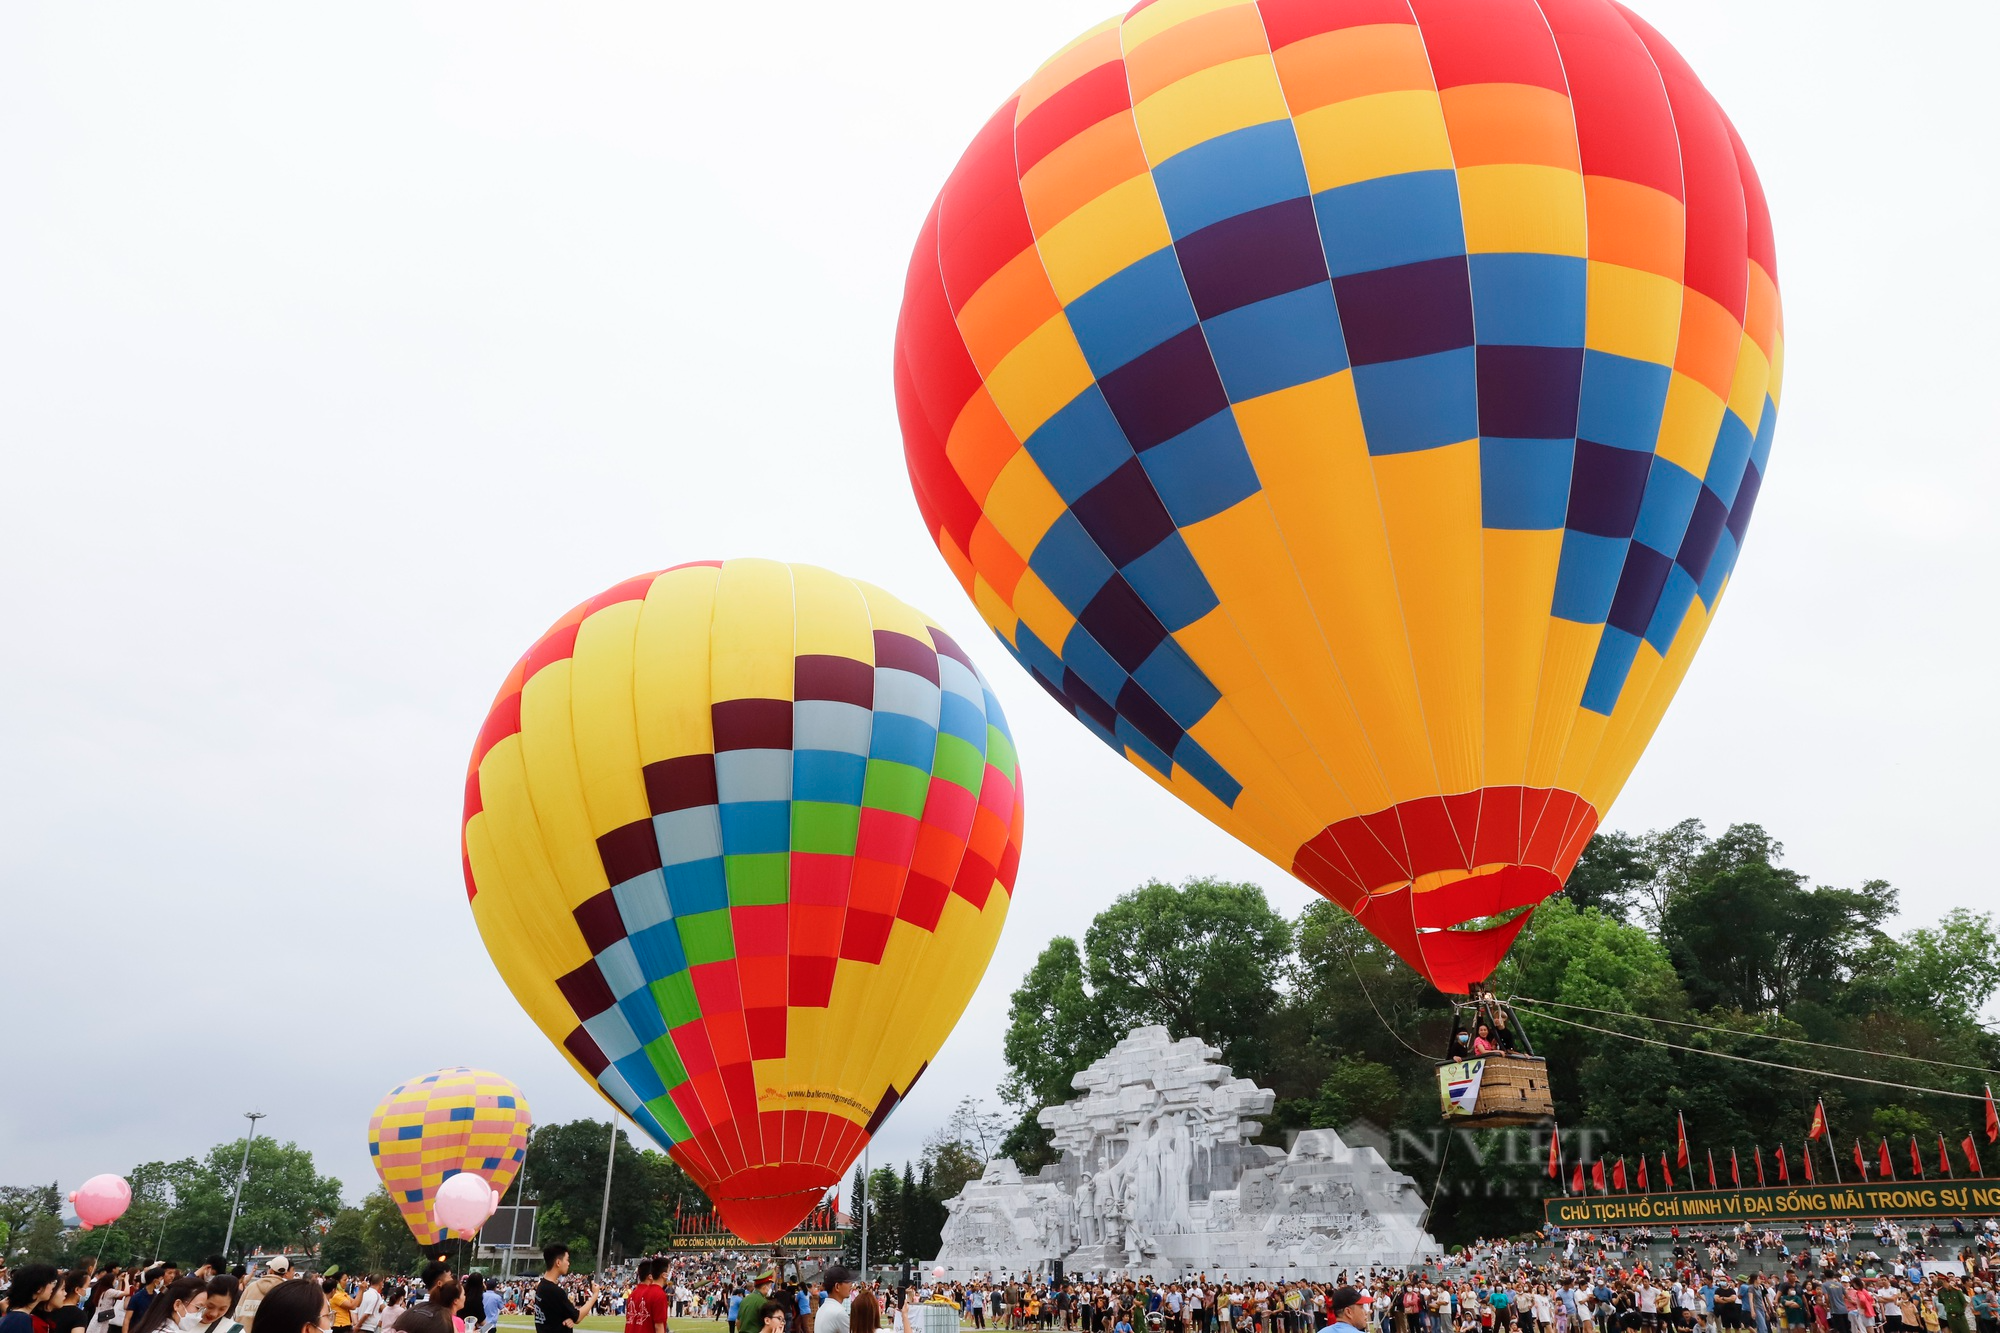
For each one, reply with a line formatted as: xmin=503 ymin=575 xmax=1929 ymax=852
xmin=1000 ymin=821 xmax=2000 ymax=1245
xmin=3 ymin=1139 xmax=343 ymax=1271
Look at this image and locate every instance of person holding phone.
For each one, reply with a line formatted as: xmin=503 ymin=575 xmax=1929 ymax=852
xmin=535 ymin=1248 xmax=597 ymax=1333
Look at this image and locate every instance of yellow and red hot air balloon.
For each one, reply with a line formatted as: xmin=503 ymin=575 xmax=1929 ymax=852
xmin=366 ymin=1067 xmax=531 ymax=1245
xmin=460 ymin=560 xmax=1024 ymax=1242
xmin=895 ymin=0 xmax=1779 ymax=991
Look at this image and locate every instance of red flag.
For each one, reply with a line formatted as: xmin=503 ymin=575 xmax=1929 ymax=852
xmin=1939 ymin=1133 xmax=1954 ymax=1178
xmin=1777 ymin=1144 xmax=1790 ymax=1183
xmin=1638 ymin=1155 xmax=1650 ymax=1192
xmin=1880 ymin=1139 xmax=1895 ymax=1181
xmin=1677 ymin=1112 xmax=1691 ymax=1168
xmin=1911 ymin=1137 xmax=1924 ymax=1179
xmin=1755 ymin=1146 xmax=1767 ymax=1187
xmin=1808 ymin=1101 xmax=1828 ymax=1141
xmin=1661 ymin=1151 xmax=1674 ymax=1191
xmin=1804 ymin=1142 xmax=1815 ymax=1183
xmin=1986 ymin=1087 xmax=1998 ymax=1143
xmin=1573 ymin=1161 xmax=1585 ymax=1194
xmin=1548 ymin=1130 xmax=1562 ymax=1180
xmin=1707 ymin=1149 xmax=1718 ymax=1190
xmin=1731 ymin=1148 xmax=1741 ymax=1187
xmin=1965 ymin=1135 xmax=1984 ymax=1176
xmin=1613 ymin=1158 xmax=1628 ymax=1192
xmin=1592 ymin=1159 xmax=1607 ymax=1193
xmin=1854 ymin=1139 xmax=1868 ymax=1176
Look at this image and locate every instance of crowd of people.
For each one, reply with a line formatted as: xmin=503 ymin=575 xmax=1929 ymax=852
xmin=8 ymin=1219 xmax=2000 ymax=1333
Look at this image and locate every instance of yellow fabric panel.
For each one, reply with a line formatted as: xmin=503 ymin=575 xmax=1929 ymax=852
xmin=790 ymin=563 xmax=875 ymax=661
xmin=467 ymin=744 xmax=592 ymax=1029
xmin=1294 ymin=89 xmax=1454 ymax=193
xmin=1132 ymin=57 xmax=1291 ymax=165
xmin=1371 ymin=438 xmax=1485 ymax=797
xmin=981 ymin=447 xmax=1068 ymax=560
xmin=1171 ymin=600 xmax=1357 ymax=827
xmin=1653 ymin=371 xmax=1727 ymax=479
xmin=1576 ymin=632 xmax=1667 ymax=807
xmin=1768 ymin=329 xmax=1786 ymax=409
xmin=1522 ymin=617 xmax=1602 ymax=789
xmin=889 ymin=888 xmax=1011 ymax=1093
xmin=1123 ymin=0 xmax=1243 ymax=48
xmin=709 ymin=559 xmax=796 ymax=702
xmin=515 ymin=660 xmax=611 ymax=909
xmin=1176 ymin=688 xmax=1347 ymax=851
xmin=633 ymin=565 xmax=721 ymax=764
xmin=981 ymin=313 xmax=1096 ymax=438
xmin=1229 ymin=374 xmax=1433 ymax=802
xmin=826 ymin=916 xmax=932 ymax=1121
xmin=853 ymin=577 xmax=935 ymax=641
xmin=1584 ymin=261 xmax=1683 ymax=365
xmin=1033 ymin=177 xmax=1174 ymax=305
xmin=1726 ymin=332 xmax=1772 ymax=435
xmin=566 ymin=600 xmax=652 ymax=836
xmin=1179 ymin=493 xmax=1390 ymax=817
xmin=1552 ymin=705 xmax=1608 ymax=795
xmin=1009 ymin=567 xmax=1077 ymax=657
xmin=1481 ymin=529 xmax=1563 ymax=787
xmin=1580 ymin=591 xmax=1718 ymax=811
xmin=1016 ymin=20 xmax=1123 ymax=121
xmin=1457 ymin=164 xmax=1586 ymax=256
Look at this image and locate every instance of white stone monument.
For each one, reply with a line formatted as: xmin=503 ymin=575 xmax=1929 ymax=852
xmin=931 ymin=1026 xmax=1440 ymax=1281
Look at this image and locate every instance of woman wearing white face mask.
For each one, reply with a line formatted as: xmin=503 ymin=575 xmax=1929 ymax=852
xmin=130 ymin=1279 xmax=211 ymax=1333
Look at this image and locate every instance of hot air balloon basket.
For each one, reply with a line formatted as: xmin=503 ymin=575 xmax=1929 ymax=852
xmin=1437 ymin=1054 xmax=1554 ymax=1127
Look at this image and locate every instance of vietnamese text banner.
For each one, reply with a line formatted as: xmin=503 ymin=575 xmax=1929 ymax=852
xmin=667 ymin=1230 xmax=848 ymax=1249
xmin=1547 ymin=1183 xmax=2000 ymax=1227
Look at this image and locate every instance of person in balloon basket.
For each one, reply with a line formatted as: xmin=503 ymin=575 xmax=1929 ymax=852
xmin=534 ymin=1248 xmax=598 ymax=1333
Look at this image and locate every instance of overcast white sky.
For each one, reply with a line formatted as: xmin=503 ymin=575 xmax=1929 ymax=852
xmin=3 ymin=0 xmax=1995 ymax=1209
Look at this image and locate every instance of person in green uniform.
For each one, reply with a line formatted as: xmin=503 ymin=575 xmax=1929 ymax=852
xmin=738 ymin=1274 xmax=777 ymax=1333
xmin=1937 ymin=1279 xmax=1971 ymax=1333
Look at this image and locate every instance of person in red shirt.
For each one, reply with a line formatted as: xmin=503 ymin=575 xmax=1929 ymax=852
xmin=624 ymin=1261 xmax=669 ymax=1333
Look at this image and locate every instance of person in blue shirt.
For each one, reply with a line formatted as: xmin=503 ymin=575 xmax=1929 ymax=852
xmin=1318 ymin=1287 xmax=1368 ymax=1333
xmin=729 ymin=1292 xmax=744 ymax=1333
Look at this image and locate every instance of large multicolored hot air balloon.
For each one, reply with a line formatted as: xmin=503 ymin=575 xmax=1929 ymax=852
xmin=366 ymin=1067 xmax=531 ymax=1245
xmin=461 ymin=560 xmax=1024 ymax=1242
xmin=895 ymin=0 xmax=1778 ymax=992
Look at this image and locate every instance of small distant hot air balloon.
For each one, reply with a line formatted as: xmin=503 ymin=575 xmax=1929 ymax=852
xmin=894 ymin=0 xmax=1779 ymax=992
xmin=367 ymin=1067 xmax=531 ymax=1245
xmin=69 ymin=1175 xmax=131 ymax=1231
xmin=461 ymin=560 xmax=1025 ymax=1242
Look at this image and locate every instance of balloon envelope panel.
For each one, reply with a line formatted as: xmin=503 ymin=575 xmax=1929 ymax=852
xmin=894 ymin=0 xmax=1778 ymax=991
xmin=462 ymin=560 xmax=1024 ymax=1242
xmin=366 ymin=1067 xmax=531 ymax=1245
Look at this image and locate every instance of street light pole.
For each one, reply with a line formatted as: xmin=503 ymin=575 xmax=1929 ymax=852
xmin=222 ymin=1112 xmax=266 ymax=1262
xmin=859 ymin=1145 xmax=869 ymax=1280
xmin=594 ymin=1118 xmax=618 ymax=1275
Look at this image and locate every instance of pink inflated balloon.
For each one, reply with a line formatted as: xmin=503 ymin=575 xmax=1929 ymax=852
xmin=431 ymin=1172 xmax=500 ymax=1239
xmin=70 ymin=1175 xmax=132 ymax=1230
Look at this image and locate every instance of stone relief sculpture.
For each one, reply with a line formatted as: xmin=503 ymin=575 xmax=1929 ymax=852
xmin=931 ymin=1026 xmax=1440 ymax=1280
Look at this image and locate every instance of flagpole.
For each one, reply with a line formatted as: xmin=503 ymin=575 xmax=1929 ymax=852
xmin=1819 ymin=1097 xmax=1842 ymax=1185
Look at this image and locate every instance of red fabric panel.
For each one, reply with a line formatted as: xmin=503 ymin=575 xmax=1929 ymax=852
xmin=1407 ymin=0 xmax=1569 ymax=93
xmin=1536 ymin=0 xmax=1683 ymax=198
